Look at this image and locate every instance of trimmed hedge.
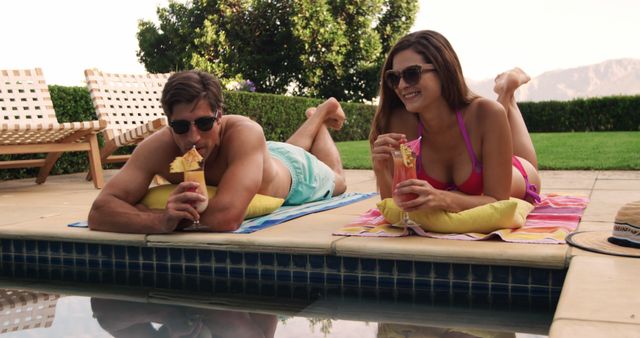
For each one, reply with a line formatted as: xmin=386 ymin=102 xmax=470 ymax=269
xmin=520 ymin=95 xmax=640 ymax=132
xmin=2 ymin=86 xmax=639 ymax=182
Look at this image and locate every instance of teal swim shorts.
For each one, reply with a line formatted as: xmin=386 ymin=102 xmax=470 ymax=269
xmin=267 ymin=141 xmax=335 ymax=205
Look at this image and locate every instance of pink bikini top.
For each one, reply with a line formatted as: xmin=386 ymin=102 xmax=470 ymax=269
xmin=416 ymin=111 xmax=484 ymax=195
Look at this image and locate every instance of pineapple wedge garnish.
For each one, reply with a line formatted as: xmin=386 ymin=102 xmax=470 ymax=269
xmin=169 ymin=146 xmax=203 ymax=173
xmin=399 ymin=143 xmax=415 ymax=168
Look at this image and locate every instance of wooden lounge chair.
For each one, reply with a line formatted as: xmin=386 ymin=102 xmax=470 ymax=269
xmin=0 ymin=68 xmax=106 ymax=188
xmin=84 ymin=69 xmax=171 ymax=171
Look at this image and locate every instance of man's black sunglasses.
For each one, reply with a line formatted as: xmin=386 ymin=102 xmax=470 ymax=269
xmin=384 ymin=64 xmax=436 ymax=89
xmin=169 ymin=111 xmax=220 ymax=135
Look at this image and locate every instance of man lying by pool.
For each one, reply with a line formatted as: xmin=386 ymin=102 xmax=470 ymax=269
xmin=88 ymin=70 xmax=347 ymax=233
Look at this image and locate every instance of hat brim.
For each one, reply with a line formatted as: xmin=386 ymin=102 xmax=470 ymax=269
xmin=566 ymin=231 xmax=640 ymax=258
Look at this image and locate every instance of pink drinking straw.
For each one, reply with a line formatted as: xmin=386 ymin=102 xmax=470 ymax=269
xmin=404 ymin=136 xmax=421 ymax=155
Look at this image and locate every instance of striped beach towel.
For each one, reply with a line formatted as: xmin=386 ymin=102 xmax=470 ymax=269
xmin=334 ymin=193 xmax=589 ymax=244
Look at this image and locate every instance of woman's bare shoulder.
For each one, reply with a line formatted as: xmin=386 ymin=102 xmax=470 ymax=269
xmin=467 ymin=97 xmax=507 ymax=124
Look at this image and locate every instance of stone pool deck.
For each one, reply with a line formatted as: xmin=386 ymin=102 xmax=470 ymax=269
xmin=1 ymin=169 xmax=639 ymax=337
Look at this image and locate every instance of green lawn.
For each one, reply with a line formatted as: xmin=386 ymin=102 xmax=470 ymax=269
xmin=336 ymin=131 xmax=640 ymax=170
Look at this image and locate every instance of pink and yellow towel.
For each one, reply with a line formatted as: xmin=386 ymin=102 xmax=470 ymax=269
xmin=334 ymin=194 xmax=589 ymax=244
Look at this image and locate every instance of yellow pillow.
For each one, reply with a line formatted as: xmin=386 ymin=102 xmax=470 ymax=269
xmin=377 ymin=198 xmax=534 ymax=234
xmin=140 ymin=185 xmax=284 ymax=219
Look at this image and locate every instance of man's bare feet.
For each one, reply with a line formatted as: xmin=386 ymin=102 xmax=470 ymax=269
xmin=306 ymin=97 xmax=346 ymax=130
xmin=493 ymin=67 xmax=531 ymax=97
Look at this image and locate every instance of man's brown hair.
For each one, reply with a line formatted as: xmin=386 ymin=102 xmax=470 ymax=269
xmin=161 ymin=70 xmax=224 ymax=119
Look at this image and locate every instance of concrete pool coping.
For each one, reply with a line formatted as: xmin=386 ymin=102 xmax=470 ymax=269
xmin=1 ymin=169 xmax=640 ymax=337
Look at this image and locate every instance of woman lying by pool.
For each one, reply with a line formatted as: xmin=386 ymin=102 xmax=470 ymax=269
xmin=370 ymin=30 xmax=541 ymax=214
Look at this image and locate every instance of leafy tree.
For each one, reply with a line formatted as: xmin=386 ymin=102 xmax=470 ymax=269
xmin=136 ymin=0 xmax=418 ymax=102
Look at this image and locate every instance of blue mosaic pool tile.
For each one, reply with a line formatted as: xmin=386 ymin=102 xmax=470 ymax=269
xmin=530 ymin=268 xmax=550 ymax=286
xmin=246 ymin=281 xmax=260 ymax=295
xmin=292 ymin=271 xmax=308 ymax=283
xmin=293 ymin=286 xmax=308 ymax=299
xmin=414 ymin=278 xmax=431 ymax=291
xmin=471 ymin=265 xmax=490 ymax=282
xmin=100 ymin=259 xmax=113 ymax=270
xmin=101 ymin=270 xmax=114 ymax=284
xmin=491 ymin=283 xmax=509 ymax=295
xmin=276 ymin=253 xmax=291 ymax=268
xmin=76 ymin=258 xmax=88 ymax=268
xmin=156 ymin=273 xmax=170 ymax=289
xmin=326 ymin=273 xmax=341 ymax=285
xmin=49 ymin=241 xmax=61 ymax=255
xmin=213 ymin=266 xmax=228 ymax=278
xmin=88 ymin=258 xmax=99 ymax=269
xmin=360 ymin=258 xmax=377 ymax=274
xmin=229 ymin=252 xmax=243 ymax=265
xmin=184 ymin=264 xmax=198 ymax=275
xmin=100 ymin=245 xmax=113 ymax=260
xmin=530 ymin=285 xmax=549 ymax=298
xmin=452 ymin=280 xmax=469 ymax=293
xmin=433 ymin=279 xmax=449 ymax=293
xmin=183 ymin=249 xmax=197 ymax=264
xmin=37 ymin=240 xmax=49 ymax=254
xmin=126 ymin=247 xmax=139 ymax=262
xmin=511 ymin=284 xmax=529 ymax=296
xmin=276 ymin=270 xmax=292 ymax=282
xmin=170 ymin=275 xmax=183 ymax=289
xmin=169 ymin=248 xmax=183 ymax=263
xmin=378 ymin=259 xmax=393 ymax=275
xmin=114 ymin=260 xmax=126 ymax=270
xmin=491 ymin=266 xmax=509 ymax=283
xmin=378 ymin=276 xmax=394 ymax=288
xmin=1 ymin=239 xmax=11 ymax=253
xmin=198 ymin=250 xmax=212 ymax=264
xmin=550 ymin=270 xmax=566 ymax=287
xmin=277 ymin=284 xmax=291 ymax=298
xmin=397 ymin=277 xmax=413 ymax=289
xmin=88 ymin=243 xmax=99 ymax=256
xmin=325 ymin=256 xmax=341 ymax=272
xmin=433 ymin=263 xmax=450 ymax=279
xmin=113 ymin=245 xmax=126 ymax=260
xmin=199 ymin=264 xmax=212 ymax=276
xmin=245 ymin=253 xmax=259 ymax=266
xmin=379 ymin=288 xmax=395 ymax=300
xmin=292 ymin=254 xmax=307 ymax=269
xmin=156 ymin=262 xmax=168 ymax=273
xmin=63 ymin=269 xmax=74 ymax=282
xmin=511 ymin=266 xmax=530 ymax=285
xmin=452 ymin=264 xmax=469 ymax=281
xmin=342 ymin=257 xmax=358 ymax=273
xmin=185 ymin=275 xmax=198 ymax=290
xmin=50 ymin=256 xmax=61 ymax=266
xmin=26 ymin=255 xmax=36 ymax=264
xmin=141 ymin=273 xmax=155 ymax=287
xmin=37 ymin=255 xmax=49 ymax=265
xmin=13 ymin=240 xmax=24 ymax=254
xmin=141 ymin=262 xmax=153 ymax=272
xmin=74 ymin=242 xmax=87 ymax=256
xmin=309 ymin=255 xmax=324 ymax=270
xmin=261 ymin=269 xmax=275 ymax=281
xmin=511 ymin=295 xmax=530 ymax=310
xmin=245 ymin=267 xmax=259 ymax=279
xmin=343 ymin=273 xmax=358 ymax=286
xmin=396 ymin=260 xmax=413 ymax=277
xmin=360 ymin=274 xmax=376 ymax=287
xmin=230 ymin=267 xmax=243 ymax=278
xmin=214 ymin=250 xmax=228 ymax=264
xmin=155 ymin=247 xmax=168 ymax=262
xmin=309 ymin=272 xmax=325 ymax=284
xmin=170 ymin=264 xmax=183 ymax=274
xmin=25 ymin=240 xmax=37 ymax=254
xmin=62 ymin=257 xmax=73 ymax=267
xmin=531 ymin=295 xmax=551 ymax=311
xmin=471 ymin=281 xmax=490 ymax=294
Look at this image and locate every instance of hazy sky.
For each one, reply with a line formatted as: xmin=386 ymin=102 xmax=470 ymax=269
xmin=2 ymin=0 xmax=639 ymax=86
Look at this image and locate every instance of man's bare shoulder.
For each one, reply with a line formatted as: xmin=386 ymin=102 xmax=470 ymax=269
xmin=221 ymin=115 xmax=264 ymax=140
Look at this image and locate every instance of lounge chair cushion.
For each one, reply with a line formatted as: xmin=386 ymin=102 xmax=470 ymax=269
xmin=140 ymin=185 xmax=284 ymax=219
xmin=377 ymin=198 xmax=534 ymax=234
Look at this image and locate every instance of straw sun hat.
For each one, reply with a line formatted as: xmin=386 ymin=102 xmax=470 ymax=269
xmin=566 ymin=200 xmax=640 ymax=258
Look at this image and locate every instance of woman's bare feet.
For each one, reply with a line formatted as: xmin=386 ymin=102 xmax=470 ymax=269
xmin=493 ymin=67 xmax=531 ymax=97
xmin=305 ymin=97 xmax=346 ymax=130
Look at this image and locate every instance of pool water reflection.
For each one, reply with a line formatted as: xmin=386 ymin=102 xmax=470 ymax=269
xmin=0 ymin=285 xmax=550 ymax=337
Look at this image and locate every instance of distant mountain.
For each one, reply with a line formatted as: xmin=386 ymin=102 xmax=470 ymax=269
xmin=467 ymin=58 xmax=640 ymax=102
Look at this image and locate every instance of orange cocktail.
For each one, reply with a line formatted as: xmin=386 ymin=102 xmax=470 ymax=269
xmin=391 ymin=148 xmax=418 ymax=203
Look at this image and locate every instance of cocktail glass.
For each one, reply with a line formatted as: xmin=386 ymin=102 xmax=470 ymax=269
xmin=391 ymin=149 xmax=418 ymax=227
xmin=183 ymin=165 xmax=208 ymax=230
